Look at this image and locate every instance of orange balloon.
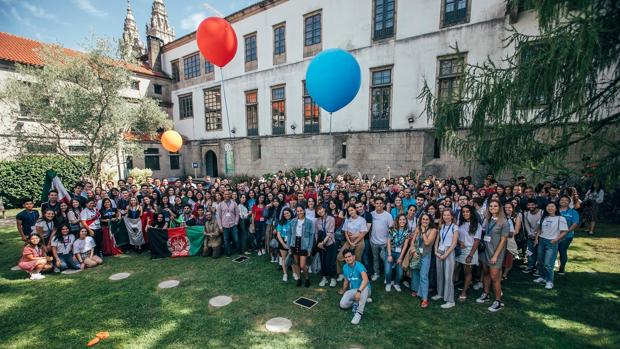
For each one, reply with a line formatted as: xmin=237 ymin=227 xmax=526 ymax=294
xmin=161 ymin=130 xmax=182 ymax=152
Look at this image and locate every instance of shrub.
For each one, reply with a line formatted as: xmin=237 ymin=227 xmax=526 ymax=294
xmin=128 ymin=168 xmax=153 ymax=185
xmin=0 ymin=156 xmax=87 ymax=208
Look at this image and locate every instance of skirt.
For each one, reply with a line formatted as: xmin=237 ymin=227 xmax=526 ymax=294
xmin=455 ymin=246 xmax=478 ymax=266
xmin=293 ymin=236 xmax=308 ymax=256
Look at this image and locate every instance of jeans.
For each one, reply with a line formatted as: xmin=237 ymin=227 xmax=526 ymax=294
xmin=320 ymin=243 xmax=338 ymax=278
xmin=537 ymin=237 xmax=559 ymax=283
xmin=254 ymin=221 xmax=266 ymax=251
xmin=371 ymin=242 xmax=386 ymax=277
xmin=384 ymin=250 xmax=403 ymax=285
xmin=57 ymin=253 xmax=80 ymax=270
xmin=527 ymin=238 xmax=538 ymax=270
xmin=558 ymin=235 xmax=573 ymax=272
xmin=412 ymin=253 xmax=431 ymax=300
xmin=222 ymin=226 xmax=239 ymax=256
xmin=93 ymin=228 xmax=103 ymax=257
xmin=436 ymin=251 xmax=455 ymax=303
xmin=340 ymin=287 xmax=371 ymax=314
xmin=362 ymin=238 xmax=372 ymax=273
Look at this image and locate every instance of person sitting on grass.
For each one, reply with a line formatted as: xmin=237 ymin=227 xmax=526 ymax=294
xmin=73 ymin=228 xmax=103 ymax=269
xmin=338 ymin=249 xmax=371 ymax=325
xmin=51 ymin=225 xmax=80 ymax=272
xmin=18 ymin=233 xmax=52 ymax=280
xmin=203 ymin=210 xmax=223 ymax=258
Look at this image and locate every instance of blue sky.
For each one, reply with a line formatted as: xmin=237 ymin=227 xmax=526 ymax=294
xmin=0 ymin=0 xmax=258 ymax=50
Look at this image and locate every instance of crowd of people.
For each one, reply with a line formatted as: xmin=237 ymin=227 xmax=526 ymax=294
xmin=15 ymin=171 xmax=605 ymax=324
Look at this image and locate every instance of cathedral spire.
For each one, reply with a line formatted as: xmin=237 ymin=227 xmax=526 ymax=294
xmin=146 ymin=0 xmax=176 ymax=44
xmin=120 ymin=0 xmax=145 ymax=61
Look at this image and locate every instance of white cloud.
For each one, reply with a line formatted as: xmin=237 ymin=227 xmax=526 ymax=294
xmin=72 ymin=0 xmax=107 ymax=17
xmin=180 ymin=12 xmax=206 ymax=31
xmin=10 ymin=6 xmax=33 ymax=27
xmin=21 ymin=2 xmax=68 ymax=25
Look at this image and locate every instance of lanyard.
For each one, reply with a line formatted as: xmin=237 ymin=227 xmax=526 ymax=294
xmin=440 ymin=224 xmax=453 ymax=243
xmin=487 ymin=219 xmax=497 ymax=235
xmin=45 ymin=221 xmax=53 ymax=233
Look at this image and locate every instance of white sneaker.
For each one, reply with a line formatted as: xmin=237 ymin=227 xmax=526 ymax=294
xmin=385 ymin=283 xmax=392 ymax=292
xmin=329 ymin=278 xmax=337 ymax=287
xmin=337 ymin=274 xmax=344 ymax=282
xmin=441 ymin=302 xmax=455 ymax=309
xmin=472 ymin=281 xmax=483 ymax=290
xmin=545 ymin=281 xmax=554 ymax=289
xmin=293 ymin=273 xmax=300 ymax=281
xmin=351 ymin=312 xmax=362 ymax=325
xmin=393 ymin=284 xmax=402 ymax=292
xmin=403 ymin=280 xmax=410 ymax=288
xmin=30 ymin=273 xmax=44 ymax=280
xmin=431 ymin=294 xmax=443 ymax=301
xmin=319 ymin=277 xmax=327 ymax=287
xmin=257 ymin=250 xmax=262 ymax=256
xmin=371 ymin=274 xmax=380 ymax=281
xmin=308 ymin=266 xmax=313 ymax=273
xmin=282 ymin=274 xmax=288 ymax=282
xmin=533 ymin=277 xmax=546 ymax=284
xmin=367 ymin=297 xmax=373 ymax=303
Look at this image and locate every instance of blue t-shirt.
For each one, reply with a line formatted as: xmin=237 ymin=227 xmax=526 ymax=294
xmin=343 ymin=261 xmax=370 ymax=291
xmin=276 ymin=221 xmax=291 ymax=241
xmin=560 ymin=208 xmax=580 ymax=239
xmin=16 ymin=209 xmax=39 ymax=236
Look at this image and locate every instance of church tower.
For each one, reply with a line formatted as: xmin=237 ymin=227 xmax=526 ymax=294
xmin=120 ymin=0 xmax=145 ymax=61
xmin=146 ymin=0 xmax=176 ymax=70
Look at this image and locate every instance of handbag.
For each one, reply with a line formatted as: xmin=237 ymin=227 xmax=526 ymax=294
xmin=269 ymin=238 xmax=279 ymax=249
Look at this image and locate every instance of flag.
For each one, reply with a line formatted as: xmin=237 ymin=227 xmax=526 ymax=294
xmin=148 ymin=228 xmax=170 ymax=259
xmin=41 ymin=170 xmax=71 ymax=204
xmin=110 ymin=219 xmax=130 ymax=247
xmin=167 ymin=227 xmax=189 ymax=257
xmin=186 ymin=225 xmax=205 ymax=256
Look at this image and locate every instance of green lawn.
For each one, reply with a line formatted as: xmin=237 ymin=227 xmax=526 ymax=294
xmin=0 ymin=219 xmax=619 ymax=349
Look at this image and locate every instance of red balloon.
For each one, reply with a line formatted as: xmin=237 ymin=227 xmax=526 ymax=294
xmin=196 ymin=17 xmax=238 ymax=68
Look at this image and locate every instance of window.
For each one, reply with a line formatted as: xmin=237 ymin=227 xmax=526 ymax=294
xmin=183 ymin=52 xmax=201 ymax=79
xmin=204 ymin=87 xmax=222 ymax=131
xmin=370 ymin=68 xmax=392 ymax=130
xmin=169 ymin=152 xmax=180 ymax=170
xmin=274 ymin=24 xmax=286 ymax=56
xmin=205 ymin=60 xmax=214 ymax=74
xmin=518 ymin=43 xmax=551 ymax=106
xmin=271 ymin=86 xmax=286 ymax=135
xmin=373 ymin=0 xmax=395 ymax=40
xmin=171 ymin=60 xmax=180 ymax=82
xmin=126 ymin=156 xmax=133 ymax=170
xmin=26 ymin=143 xmax=56 ymax=154
xmin=154 ymin=84 xmax=162 ymax=95
xmin=437 ymin=55 xmax=465 ymax=103
xmin=433 ymin=138 xmax=441 ymax=158
xmin=178 ymin=93 xmax=193 ymax=119
xmin=304 ymin=12 xmax=321 ymax=46
xmin=246 ymin=90 xmax=258 ymax=136
xmin=303 ymin=80 xmax=320 ymax=133
xmin=68 ymin=146 xmax=87 ymax=153
xmin=442 ymin=0 xmax=469 ymax=27
xmin=245 ymin=33 xmax=258 ymax=71
xmin=144 ymin=148 xmax=160 ymax=171
xmin=258 ymin=144 xmax=262 ymax=159
xmin=341 ymin=142 xmax=347 ymax=159
xmin=130 ymin=80 xmax=140 ymax=90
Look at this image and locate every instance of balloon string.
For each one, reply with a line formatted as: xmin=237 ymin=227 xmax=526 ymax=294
xmin=220 ymin=67 xmax=233 ymax=140
xmin=329 ymin=112 xmax=333 ymax=135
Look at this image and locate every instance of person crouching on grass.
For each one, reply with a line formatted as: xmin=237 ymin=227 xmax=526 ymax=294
xmin=338 ymin=249 xmax=371 ymax=325
xmin=18 ymin=233 xmax=52 ymax=280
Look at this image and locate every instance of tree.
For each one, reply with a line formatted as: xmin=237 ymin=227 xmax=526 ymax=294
xmin=0 ymin=38 xmax=171 ymax=182
xmin=419 ymin=0 xmax=620 ymax=183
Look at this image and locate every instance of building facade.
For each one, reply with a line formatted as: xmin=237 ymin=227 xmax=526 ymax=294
xmin=154 ymin=0 xmax=539 ymax=179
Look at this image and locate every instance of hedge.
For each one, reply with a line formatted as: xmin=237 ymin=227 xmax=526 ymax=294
xmin=0 ymin=155 xmax=87 ymax=209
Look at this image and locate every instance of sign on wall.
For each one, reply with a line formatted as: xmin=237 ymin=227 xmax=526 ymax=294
xmin=192 ymin=162 xmax=199 ymax=168
xmin=224 ymin=143 xmax=234 ymax=175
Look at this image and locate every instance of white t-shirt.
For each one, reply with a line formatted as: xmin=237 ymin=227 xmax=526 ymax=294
xmin=51 ymin=234 xmax=76 ymax=255
xmin=80 ymin=208 xmax=101 ymax=230
xmin=73 ymin=236 xmax=96 ymax=254
xmin=438 ymin=223 xmax=457 ymax=251
xmin=35 ymin=220 xmax=55 ymax=238
xmin=457 ymin=222 xmax=482 ymax=247
xmin=296 ymin=219 xmax=305 ymax=237
xmin=344 ymin=216 xmax=368 ymax=239
xmin=540 ymin=216 xmax=568 ymax=240
xmin=370 ymin=211 xmax=393 ymax=245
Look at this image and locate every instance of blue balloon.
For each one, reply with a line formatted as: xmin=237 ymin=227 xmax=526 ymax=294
xmin=305 ymin=48 xmax=361 ymax=113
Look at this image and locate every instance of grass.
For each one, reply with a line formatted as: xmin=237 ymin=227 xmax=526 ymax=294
xmin=0 ymin=218 xmax=619 ymax=349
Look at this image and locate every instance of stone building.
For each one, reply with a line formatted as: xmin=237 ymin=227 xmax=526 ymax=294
xmin=146 ymin=0 xmax=540 ymax=179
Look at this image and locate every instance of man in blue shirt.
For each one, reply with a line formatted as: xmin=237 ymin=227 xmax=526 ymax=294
xmin=16 ymin=197 xmax=39 ymax=242
xmin=558 ymin=195 xmax=580 ymax=275
xmin=339 ymin=249 xmax=371 ymax=325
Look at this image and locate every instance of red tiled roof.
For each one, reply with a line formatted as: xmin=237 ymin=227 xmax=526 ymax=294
xmin=0 ymin=32 xmax=169 ymax=79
